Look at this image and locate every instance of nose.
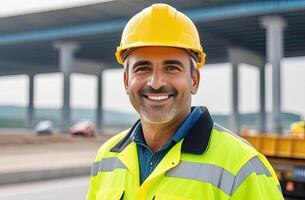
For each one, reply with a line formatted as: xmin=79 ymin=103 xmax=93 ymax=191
xmin=147 ymin=70 xmax=166 ymax=89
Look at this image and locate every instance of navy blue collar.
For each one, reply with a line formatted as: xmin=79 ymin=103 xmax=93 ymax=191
xmin=110 ymin=106 xmax=214 ymax=155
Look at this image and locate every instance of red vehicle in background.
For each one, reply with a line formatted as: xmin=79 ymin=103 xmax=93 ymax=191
xmin=70 ymin=120 xmax=96 ymax=137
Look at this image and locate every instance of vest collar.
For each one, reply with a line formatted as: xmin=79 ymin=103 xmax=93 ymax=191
xmin=110 ymin=106 xmax=214 ymax=155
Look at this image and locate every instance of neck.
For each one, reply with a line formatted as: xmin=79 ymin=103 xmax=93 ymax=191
xmin=141 ymin=109 xmax=190 ymax=153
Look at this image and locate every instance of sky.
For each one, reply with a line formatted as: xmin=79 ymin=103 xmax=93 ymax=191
xmin=0 ymin=0 xmax=113 ymax=17
xmin=0 ymin=0 xmax=304 ymax=119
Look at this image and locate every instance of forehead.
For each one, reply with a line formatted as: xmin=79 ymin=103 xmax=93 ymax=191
xmin=127 ymin=46 xmax=190 ymax=63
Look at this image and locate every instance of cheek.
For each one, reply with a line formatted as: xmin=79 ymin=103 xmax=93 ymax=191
xmin=177 ymin=77 xmax=194 ymax=92
xmin=127 ymin=77 xmax=145 ymax=95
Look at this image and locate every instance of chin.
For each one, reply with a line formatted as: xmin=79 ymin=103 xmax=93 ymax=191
xmin=141 ymin=109 xmax=177 ymax=125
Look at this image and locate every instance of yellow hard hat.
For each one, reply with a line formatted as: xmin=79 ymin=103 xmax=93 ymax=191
xmin=115 ymin=3 xmax=206 ymax=68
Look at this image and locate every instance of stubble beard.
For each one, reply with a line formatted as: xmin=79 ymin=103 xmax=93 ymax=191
xmin=140 ymin=106 xmax=177 ymax=125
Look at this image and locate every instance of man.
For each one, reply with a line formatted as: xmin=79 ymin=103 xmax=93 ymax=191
xmin=87 ymin=4 xmax=283 ymax=200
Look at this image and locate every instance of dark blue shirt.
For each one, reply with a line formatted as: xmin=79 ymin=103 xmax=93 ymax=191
xmin=130 ymin=106 xmax=202 ymax=184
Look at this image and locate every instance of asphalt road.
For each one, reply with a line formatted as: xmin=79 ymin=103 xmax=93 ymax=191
xmin=0 ymin=176 xmax=89 ymax=200
xmin=0 ymin=176 xmax=301 ymax=200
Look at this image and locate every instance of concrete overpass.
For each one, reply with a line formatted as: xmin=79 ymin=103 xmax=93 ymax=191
xmin=1 ymin=0 xmax=305 ymax=133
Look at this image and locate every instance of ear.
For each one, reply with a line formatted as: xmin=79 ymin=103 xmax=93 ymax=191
xmin=123 ymin=66 xmax=129 ymax=94
xmin=191 ymin=68 xmax=200 ymax=95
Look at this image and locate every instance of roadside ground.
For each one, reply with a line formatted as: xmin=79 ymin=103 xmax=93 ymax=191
xmin=0 ymin=133 xmax=112 ymax=185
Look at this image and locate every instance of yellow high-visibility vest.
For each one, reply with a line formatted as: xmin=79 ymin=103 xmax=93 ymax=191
xmin=87 ymin=107 xmax=283 ymax=200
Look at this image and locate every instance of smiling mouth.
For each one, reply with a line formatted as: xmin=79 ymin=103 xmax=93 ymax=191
xmin=143 ymin=95 xmax=174 ymax=101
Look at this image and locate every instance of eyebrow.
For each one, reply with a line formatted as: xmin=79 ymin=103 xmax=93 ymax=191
xmin=162 ymin=60 xmax=184 ymax=68
xmin=131 ymin=59 xmax=184 ymax=70
xmin=131 ymin=60 xmax=152 ymax=70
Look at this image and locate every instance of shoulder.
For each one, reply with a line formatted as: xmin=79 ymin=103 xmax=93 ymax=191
xmin=94 ymin=129 xmax=130 ymax=162
xmin=201 ymin=123 xmax=282 ymax=197
xmin=212 ymin=123 xmax=254 ymax=152
xmin=206 ymin=123 xmax=261 ymax=174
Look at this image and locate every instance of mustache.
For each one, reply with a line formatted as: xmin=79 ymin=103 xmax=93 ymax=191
xmin=140 ymin=86 xmax=177 ymax=96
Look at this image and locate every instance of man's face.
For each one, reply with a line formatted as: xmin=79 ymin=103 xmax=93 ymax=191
xmin=124 ymin=46 xmax=200 ymax=124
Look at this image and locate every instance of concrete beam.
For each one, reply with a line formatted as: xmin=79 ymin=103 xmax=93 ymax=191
xmin=0 ymin=59 xmax=58 ymax=74
xmin=0 ymin=58 xmax=107 ymax=76
xmin=73 ymin=59 xmax=104 ymax=75
xmin=228 ymin=46 xmax=265 ymax=68
xmin=1 ymin=1 xmax=305 ymax=45
xmin=0 ymin=70 xmax=58 ymax=76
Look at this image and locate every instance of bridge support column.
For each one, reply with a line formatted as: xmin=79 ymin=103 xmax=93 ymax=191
xmin=26 ymin=73 xmax=35 ymax=129
xmin=96 ymin=71 xmax=103 ymax=133
xmin=261 ymin=16 xmax=286 ymax=134
xmin=54 ymin=41 xmax=79 ymax=133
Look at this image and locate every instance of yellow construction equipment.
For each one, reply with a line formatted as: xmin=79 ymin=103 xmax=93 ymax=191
xmin=242 ymin=121 xmax=305 ymax=198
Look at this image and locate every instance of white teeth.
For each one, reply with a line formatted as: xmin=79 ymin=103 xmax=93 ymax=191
xmin=147 ymin=95 xmax=169 ymax=101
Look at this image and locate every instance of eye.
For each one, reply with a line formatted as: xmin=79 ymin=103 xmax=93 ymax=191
xmin=134 ymin=66 xmax=151 ymax=73
xmin=165 ymin=65 xmax=180 ymax=72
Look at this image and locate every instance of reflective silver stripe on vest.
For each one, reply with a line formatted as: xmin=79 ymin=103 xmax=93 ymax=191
xmin=91 ymin=157 xmax=126 ymax=176
xmin=166 ymin=159 xmax=234 ymax=195
xmin=165 ymin=156 xmax=274 ymax=196
xmin=231 ymin=156 xmax=271 ymax=194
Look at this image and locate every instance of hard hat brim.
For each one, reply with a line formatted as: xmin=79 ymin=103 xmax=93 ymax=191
xmin=116 ymin=43 xmax=206 ymax=68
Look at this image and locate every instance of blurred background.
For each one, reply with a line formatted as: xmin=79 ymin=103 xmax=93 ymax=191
xmin=0 ymin=0 xmax=304 ymax=199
